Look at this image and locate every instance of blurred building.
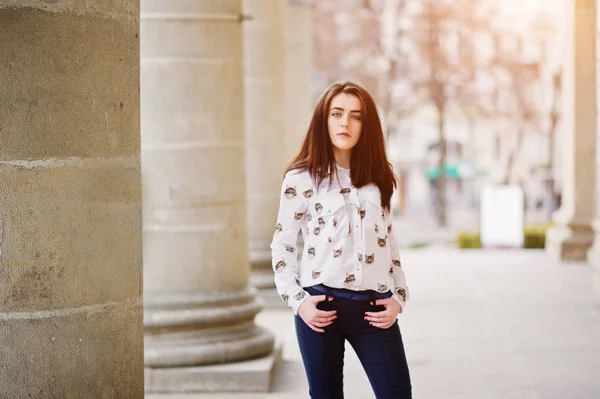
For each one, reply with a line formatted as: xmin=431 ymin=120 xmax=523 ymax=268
xmin=313 ymin=0 xmax=565 ymax=216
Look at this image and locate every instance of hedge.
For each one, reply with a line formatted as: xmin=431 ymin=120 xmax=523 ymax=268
xmin=457 ymin=223 xmax=552 ymax=249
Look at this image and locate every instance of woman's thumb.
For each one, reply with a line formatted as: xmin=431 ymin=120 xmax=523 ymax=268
xmin=313 ymin=294 xmax=327 ymax=303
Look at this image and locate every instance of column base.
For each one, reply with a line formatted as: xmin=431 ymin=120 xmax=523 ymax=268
xmin=144 ymin=289 xmax=275 ymax=367
xmin=587 ymin=219 xmax=600 ymax=267
xmin=546 ymin=223 xmax=594 ymax=261
xmin=249 ymin=236 xmax=303 ymax=308
xmin=250 ymin=261 xmax=277 ymax=290
xmin=250 ymin=269 xmax=288 ymax=309
xmin=249 ymin=247 xmax=287 ymax=308
xmin=586 ymin=220 xmax=600 ymax=302
xmin=145 ymin=338 xmax=283 ymax=393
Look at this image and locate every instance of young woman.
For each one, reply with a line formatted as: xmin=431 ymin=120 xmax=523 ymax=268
xmin=270 ymin=81 xmax=412 ymax=398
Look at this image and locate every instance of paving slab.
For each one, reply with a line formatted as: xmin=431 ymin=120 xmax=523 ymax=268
xmin=148 ymin=249 xmax=600 ymax=399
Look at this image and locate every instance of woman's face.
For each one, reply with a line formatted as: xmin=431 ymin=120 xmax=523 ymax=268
xmin=327 ymin=93 xmax=362 ymax=155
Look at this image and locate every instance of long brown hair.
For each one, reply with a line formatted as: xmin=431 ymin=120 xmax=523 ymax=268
xmin=286 ymin=81 xmax=397 ymax=211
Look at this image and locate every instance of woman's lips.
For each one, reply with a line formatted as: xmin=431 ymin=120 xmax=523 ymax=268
xmin=337 ymin=133 xmax=351 ymax=138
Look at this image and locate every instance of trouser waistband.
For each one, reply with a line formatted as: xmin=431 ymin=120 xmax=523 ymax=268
xmin=305 ymin=284 xmax=392 ymax=301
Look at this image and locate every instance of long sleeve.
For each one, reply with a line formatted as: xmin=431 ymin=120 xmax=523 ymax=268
xmin=270 ymin=171 xmax=310 ymax=314
xmin=385 ymin=208 xmax=409 ymax=312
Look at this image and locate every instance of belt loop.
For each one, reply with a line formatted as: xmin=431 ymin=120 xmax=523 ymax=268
xmin=324 ymin=286 xmax=331 ymax=302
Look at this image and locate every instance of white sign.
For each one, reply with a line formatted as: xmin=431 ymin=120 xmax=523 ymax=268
xmin=480 ymin=184 xmax=524 ymax=248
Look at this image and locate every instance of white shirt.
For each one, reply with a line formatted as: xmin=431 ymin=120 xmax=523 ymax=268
xmin=270 ymin=166 xmax=409 ymax=314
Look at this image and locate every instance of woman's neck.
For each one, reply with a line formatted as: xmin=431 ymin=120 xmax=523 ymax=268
xmin=334 ymin=150 xmax=351 ymax=169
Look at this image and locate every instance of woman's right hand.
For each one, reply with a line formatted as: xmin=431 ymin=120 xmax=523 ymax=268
xmin=297 ymin=295 xmax=337 ymax=333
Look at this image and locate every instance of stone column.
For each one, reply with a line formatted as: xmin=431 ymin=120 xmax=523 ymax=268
xmin=285 ymin=0 xmax=315 ymax=161
xmin=588 ymin=0 xmax=600 ymax=275
xmin=282 ymin=0 xmax=314 ymax=294
xmin=0 ymin=2 xmax=143 ymax=398
xmin=546 ymin=0 xmax=597 ymax=261
xmin=244 ymin=0 xmax=288 ymax=298
xmin=141 ymin=0 xmax=277 ymax=393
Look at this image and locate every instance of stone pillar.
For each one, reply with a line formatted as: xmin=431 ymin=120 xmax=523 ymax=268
xmin=285 ymin=0 xmax=314 ymax=161
xmin=244 ymin=1 xmax=288 ymax=297
xmin=280 ymin=0 xmax=315 ymax=299
xmin=141 ymin=0 xmax=277 ymax=393
xmin=546 ymin=0 xmax=597 ymax=261
xmin=588 ymin=0 xmax=600 ymax=277
xmin=0 ymin=2 xmax=143 ymax=398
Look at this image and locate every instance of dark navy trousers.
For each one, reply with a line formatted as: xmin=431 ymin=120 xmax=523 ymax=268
xmin=295 ymin=286 xmax=412 ymax=399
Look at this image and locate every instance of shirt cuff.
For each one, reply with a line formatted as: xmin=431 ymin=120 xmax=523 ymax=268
xmin=391 ymin=292 xmax=406 ymax=314
xmin=289 ymin=288 xmax=311 ymax=315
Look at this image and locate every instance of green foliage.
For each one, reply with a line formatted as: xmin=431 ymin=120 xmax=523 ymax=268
xmin=409 ymin=242 xmax=430 ymax=249
xmin=456 ymin=232 xmax=481 ymax=249
xmin=456 ymin=223 xmax=553 ymax=249
xmin=523 ymin=223 xmax=552 ymax=249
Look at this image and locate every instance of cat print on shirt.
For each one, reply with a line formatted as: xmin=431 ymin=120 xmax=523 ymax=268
xmin=358 ymin=208 xmax=366 ymax=219
xmin=340 ymin=187 xmax=351 ymax=199
xmin=284 ymin=186 xmax=297 ymax=199
xmin=273 ymin=172 xmax=411 ymax=313
xmin=315 ymin=202 xmax=323 ymax=215
xmin=294 ymin=291 xmax=307 ymax=301
xmin=344 ymin=273 xmax=356 ymax=286
xmin=274 ymin=259 xmax=287 ymax=273
xmin=396 ymin=287 xmax=407 ymax=302
xmin=333 ymin=247 xmax=343 ymax=258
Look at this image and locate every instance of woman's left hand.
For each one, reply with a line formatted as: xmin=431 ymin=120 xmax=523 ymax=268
xmin=364 ymin=298 xmax=402 ymax=329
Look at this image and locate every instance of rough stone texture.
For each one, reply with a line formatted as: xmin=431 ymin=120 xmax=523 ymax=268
xmin=244 ymin=0 xmax=288 ymax=291
xmin=141 ymin=0 xmax=275 ymax=391
xmin=0 ymin=2 xmax=143 ymax=398
xmin=547 ymin=0 xmax=597 ymax=261
xmin=146 ymin=249 xmax=600 ymax=399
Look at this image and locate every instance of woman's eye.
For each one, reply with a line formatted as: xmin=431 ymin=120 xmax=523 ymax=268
xmin=332 ymin=112 xmax=341 ymax=117
xmin=352 ymin=115 xmax=361 ymax=120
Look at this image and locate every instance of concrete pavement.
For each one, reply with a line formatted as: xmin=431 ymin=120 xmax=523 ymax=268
xmin=147 ymin=249 xmax=600 ymax=399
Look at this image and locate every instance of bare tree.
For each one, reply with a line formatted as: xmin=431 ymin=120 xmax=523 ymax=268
xmin=405 ymin=0 xmax=491 ymax=226
xmin=494 ymin=57 xmax=541 ymax=185
xmin=313 ymin=0 xmax=417 ymax=135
